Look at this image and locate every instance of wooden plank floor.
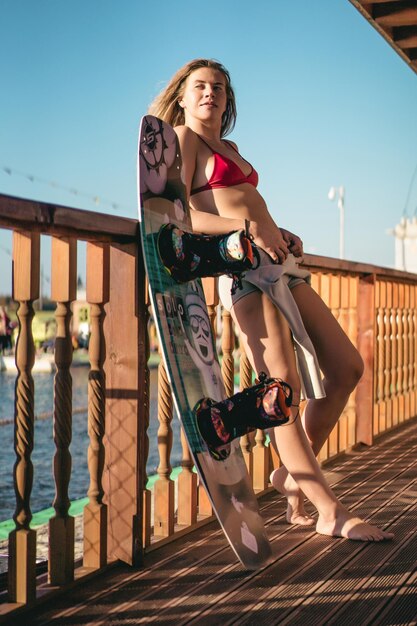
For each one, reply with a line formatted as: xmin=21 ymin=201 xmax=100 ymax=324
xmin=8 ymin=419 xmax=417 ymax=626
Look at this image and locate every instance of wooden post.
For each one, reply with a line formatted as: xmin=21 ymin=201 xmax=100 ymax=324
xmin=382 ymin=282 xmax=392 ymax=432
xmin=103 ymin=242 xmax=145 ymax=566
xmin=375 ymin=281 xmax=385 ymax=435
xmin=408 ymin=286 xmax=416 ymax=417
xmin=356 ymin=274 xmax=376 ymax=446
xmin=316 ymin=272 xmax=330 ymax=463
xmin=221 ymin=309 xmax=234 ymax=397
xmin=328 ymin=274 xmax=341 ymax=458
xmin=83 ymin=243 xmax=109 ymax=569
xmin=239 ymin=349 xmax=254 ymax=476
xmin=346 ymin=276 xmax=359 ymax=448
xmin=391 ymin=283 xmax=399 ymax=427
xmin=397 ymin=283 xmax=405 ymax=422
xmin=49 ymin=236 xmax=77 ymax=585
xmin=177 ymin=428 xmax=198 ymax=526
xmin=8 ymin=231 xmax=40 ymax=603
xmin=154 ymin=357 xmax=175 ymax=537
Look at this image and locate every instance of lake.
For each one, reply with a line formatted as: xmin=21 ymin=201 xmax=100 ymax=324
xmin=0 ymin=366 xmax=182 ymax=522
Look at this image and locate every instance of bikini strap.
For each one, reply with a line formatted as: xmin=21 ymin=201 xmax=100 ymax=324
xmin=196 ymin=134 xmax=215 ymax=153
xmin=223 ymin=139 xmax=239 ymax=153
xmin=197 ymin=135 xmax=239 ymax=153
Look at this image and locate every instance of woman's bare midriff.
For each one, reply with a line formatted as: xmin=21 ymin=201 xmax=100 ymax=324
xmin=190 ymin=184 xmax=277 ymax=228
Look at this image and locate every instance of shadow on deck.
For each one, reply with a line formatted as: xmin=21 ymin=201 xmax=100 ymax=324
xmin=10 ymin=419 xmax=417 ymax=626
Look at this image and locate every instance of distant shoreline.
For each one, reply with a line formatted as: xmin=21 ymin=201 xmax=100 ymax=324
xmin=0 ymin=466 xmax=182 ymax=540
xmin=0 ymin=350 xmax=160 ymax=374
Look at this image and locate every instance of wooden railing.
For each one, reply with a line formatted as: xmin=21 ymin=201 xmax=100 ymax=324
xmin=0 ymin=193 xmax=416 ymax=621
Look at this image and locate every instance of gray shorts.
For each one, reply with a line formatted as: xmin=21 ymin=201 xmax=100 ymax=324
xmin=218 ymin=251 xmax=311 ymax=312
xmin=224 ymin=274 xmax=308 ymax=310
xmin=217 ymin=251 xmax=325 ymax=400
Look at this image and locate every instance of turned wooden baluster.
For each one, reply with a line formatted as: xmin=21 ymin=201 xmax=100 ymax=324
xmin=154 ymin=355 xmax=175 ymax=536
xmin=407 ymin=287 xmax=415 ymax=412
xmin=314 ymin=273 xmax=330 ymax=462
xmin=328 ymin=274 xmax=341 ymax=457
xmin=221 ymin=308 xmax=235 ymax=397
xmin=248 ymin=353 xmax=269 ymax=492
xmin=83 ymin=243 xmax=109 ymax=568
xmin=409 ymin=290 xmax=415 ymax=398
xmin=338 ymin=276 xmax=348 ymax=451
xmin=383 ymin=284 xmax=392 ymax=432
xmin=345 ymin=276 xmax=358 ymax=449
xmin=338 ymin=275 xmax=353 ymax=451
xmin=397 ymin=285 xmax=405 ymax=423
xmin=356 ymin=274 xmax=375 ymax=447
xmin=391 ymin=284 xmax=399 ymax=427
xmin=376 ymin=299 xmax=384 ymax=402
xmin=404 ymin=287 xmax=411 ymax=420
xmin=199 ymin=277 xmax=218 ymax=517
xmin=376 ymin=282 xmax=385 ymax=435
xmin=402 ymin=286 xmax=409 ymax=400
xmin=409 ymin=287 xmax=415 ymax=419
xmin=177 ymin=427 xmax=197 ymax=526
xmin=239 ymin=347 xmax=254 ymax=476
xmin=8 ymin=231 xmax=39 ymax=603
xmin=49 ymin=236 xmax=77 ymax=585
xmin=411 ymin=291 xmax=417 ymax=410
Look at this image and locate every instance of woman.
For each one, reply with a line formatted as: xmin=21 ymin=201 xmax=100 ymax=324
xmin=149 ymin=59 xmax=393 ymax=541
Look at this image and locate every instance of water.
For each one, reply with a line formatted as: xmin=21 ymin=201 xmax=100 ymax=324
xmin=0 ymin=367 xmax=182 ymax=522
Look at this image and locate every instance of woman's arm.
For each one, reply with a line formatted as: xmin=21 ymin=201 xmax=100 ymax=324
xmin=280 ymin=227 xmax=303 ymax=258
xmin=190 ymin=209 xmax=246 ymax=235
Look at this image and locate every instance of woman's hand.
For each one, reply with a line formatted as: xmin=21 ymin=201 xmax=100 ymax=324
xmin=280 ymin=227 xmax=304 ymax=258
xmin=249 ymin=221 xmax=289 ymax=264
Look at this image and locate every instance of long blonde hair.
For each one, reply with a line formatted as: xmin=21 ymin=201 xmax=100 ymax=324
xmin=148 ymin=59 xmax=237 ymax=137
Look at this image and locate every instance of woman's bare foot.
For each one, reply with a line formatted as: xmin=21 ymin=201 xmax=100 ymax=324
xmin=270 ymin=468 xmax=315 ymax=526
xmin=316 ymin=506 xmax=394 ymax=541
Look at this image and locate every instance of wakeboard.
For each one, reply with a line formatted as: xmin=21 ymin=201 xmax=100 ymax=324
xmin=137 ymin=115 xmax=272 ymax=569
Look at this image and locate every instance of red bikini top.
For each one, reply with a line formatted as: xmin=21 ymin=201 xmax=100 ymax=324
xmin=190 ymin=136 xmax=259 ymax=196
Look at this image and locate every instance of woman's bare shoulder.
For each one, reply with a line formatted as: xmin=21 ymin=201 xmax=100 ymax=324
xmin=174 ymin=125 xmax=198 ymax=142
xmin=224 ymin=138 xmax=239 ymax=150
xmin=173 ymin=126 xmax=199 ymax=190
xmin=174 ymin=126 xmax=201 ymax=167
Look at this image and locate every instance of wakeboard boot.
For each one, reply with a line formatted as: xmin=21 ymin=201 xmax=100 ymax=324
xmin=195 ymin=372 xmax=292 ymax=460
xmin=157 ymin=223 xmax=257 ymax=291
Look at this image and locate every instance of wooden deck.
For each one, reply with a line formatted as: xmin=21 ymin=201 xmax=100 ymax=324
xmin=10 ymin=418 xmax=417 ymax=626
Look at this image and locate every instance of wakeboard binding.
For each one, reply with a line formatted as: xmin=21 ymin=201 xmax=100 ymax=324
xmin=157 ymin=224 xmax=258 ymax=293
xmin=195 ymin=372 xmax=292 ymax=460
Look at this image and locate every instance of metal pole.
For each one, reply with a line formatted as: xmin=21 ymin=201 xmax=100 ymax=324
xmin=338 ymin=186 xmax=345 ymax=259
xmin=328 ymin=186 xmax=345 ymax=259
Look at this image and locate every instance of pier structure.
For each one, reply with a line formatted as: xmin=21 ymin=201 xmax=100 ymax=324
xmin=0 ymin=192 xmax=416 ymax=623
xmin=2 ymin=3 xmax=417 ymax=619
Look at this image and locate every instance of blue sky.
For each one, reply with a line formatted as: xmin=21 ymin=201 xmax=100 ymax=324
xmin=1 ymin=0 xmax=417 ymax=294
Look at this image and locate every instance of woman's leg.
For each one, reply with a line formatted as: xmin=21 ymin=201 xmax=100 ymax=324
xmin=291 ymin=281 xmax=364 ymax=453
xmin=269 ymin=281 xmax=364 ymax=516
xmin=232 ymin=289 xmax=313 ymax=524
xmin=232 ymin=290 xmax=393 ymax=540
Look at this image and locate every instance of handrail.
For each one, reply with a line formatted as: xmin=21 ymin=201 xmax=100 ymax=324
xmin=2 ymin=192 xmax=416 ymax=280
xmin=303 ymin=252 xmax=417 ymax=283
xmin=0 ymin=194 xmax=138 ymax=242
